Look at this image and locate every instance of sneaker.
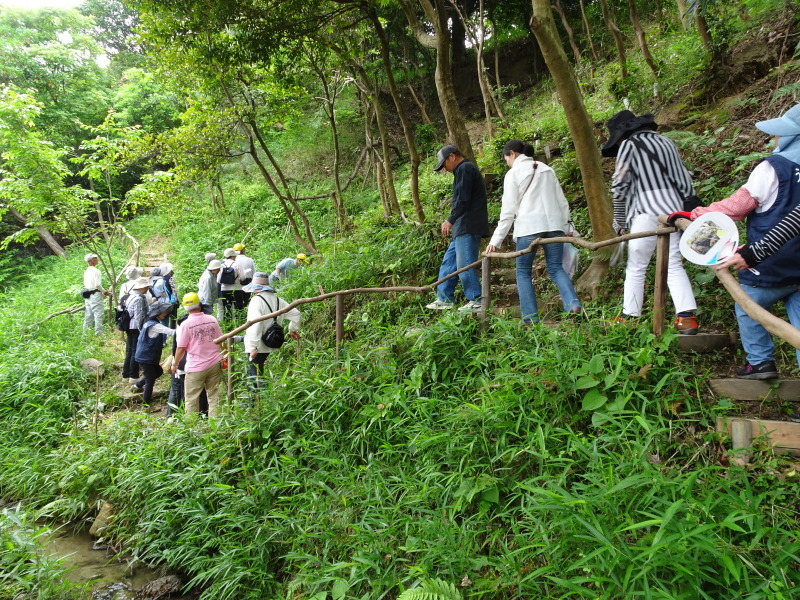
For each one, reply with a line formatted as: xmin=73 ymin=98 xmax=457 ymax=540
xmin=128 ymin=377 xmax=138 ymax=384
xmin=425 ymin=299 xmax=455 ymax=310
xmin=791 ymin=409 xmax=800 ymax=423
xmin=603 ymin=315 xmax=634 ymax=326
xmin=457 ymin=299 xmax=483 ymax=312
xmin=735 ymin=361 xmax=778 ymax=380
xmin=674 ymin=314 xmax=699 ymax=335
xmin=130 ymin=384 xmax=143 ymax=393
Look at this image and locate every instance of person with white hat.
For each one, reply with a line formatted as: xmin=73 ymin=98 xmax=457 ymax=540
xmin=217 ymin=247 xmax=242 ymax=319
xmin=242 ymin=273 xmax=301 ymax=392
xmin=119 ymin=266 xmax=143 ymax=300
xmin=82 ymin=253 xmax=110 ymax=335
xmin=122 ymin=277 xmax=152 ymax=383
xmin=198 ymin=259 xmax=223 ymax=317
xmin=669 ymin=103 xmax=800 ymax=391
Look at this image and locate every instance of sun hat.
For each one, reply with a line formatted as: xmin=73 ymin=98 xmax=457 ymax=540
xmin=204 ymin=252 xmax=217 ymax=262
xmin=159 ymin=262 xmax=173 ymax=275
xmin=433 ymin=144 xmax=459 ymax=171
xmin=125 ymin=266 xmax=142 ymax=280
xmin=755 ymin=104 xmax=800 ymax=137
xmin=223 ymin=247 xmax=239 ymax=258
xmin=150 ymin=267 xmax=162 ymax=277
xmin=242 ymin=272 xmax=275 ymax=293
xmin=132 ymin=277 xmax=151 ymax=290
xmin=84 ymin=253 xmax=99 ymax=262
xmin=147 ymin=301 xmax=173 ymax=319
xmin=208 ymin=259 xmax=222 ymax=271
xmin=601 ymin=110 xmax=658 ymax=157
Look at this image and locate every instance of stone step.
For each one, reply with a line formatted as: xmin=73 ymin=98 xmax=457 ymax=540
xmin=677 ymin=332 xmax=737 ymax=353
xmin=710 ymin=378 xmax=800 ymax=402
xmin=717 ymin=416 xmax=800 ymax=459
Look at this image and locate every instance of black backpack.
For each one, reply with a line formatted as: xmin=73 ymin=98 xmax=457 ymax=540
xmin=258 ymin=296 xmax=285 ymax=349
xmin=219 ymin=261 xmax=237 ymax=285
xmin=115 ymin=293 xmax=132 ymax=331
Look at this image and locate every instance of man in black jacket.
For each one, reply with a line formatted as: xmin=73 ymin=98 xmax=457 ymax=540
xmin=426 ymin=145 xmax=490 ymax=311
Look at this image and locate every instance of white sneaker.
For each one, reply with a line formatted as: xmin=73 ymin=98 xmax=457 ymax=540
xmin=458 ymin=299 xmax=483 ymax=312
xmin=425 ymin=299 xmax=455 ymax=310
xmin=128 ymin=377 xmax=138 ymax=383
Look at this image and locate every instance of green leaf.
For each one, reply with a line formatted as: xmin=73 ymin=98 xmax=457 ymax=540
xmin=582 ymin=388 xmax=607 ymax=410
xmin=332 ymin=578 xmax=348 ymax=600
xmin=575 ymin=376 xmax=599 ymax=390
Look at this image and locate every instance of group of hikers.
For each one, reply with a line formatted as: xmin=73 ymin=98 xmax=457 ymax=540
xmin=82 ymin=245 xmax=307 ymax=418
xmin=80 ymin=102 xmax=800 ymax=422
xmin=425 ymin=103 xmax=800 ymax=423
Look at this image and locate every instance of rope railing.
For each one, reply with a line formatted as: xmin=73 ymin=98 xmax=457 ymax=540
xmin=214 ymin=221 xmax=800 ymax=353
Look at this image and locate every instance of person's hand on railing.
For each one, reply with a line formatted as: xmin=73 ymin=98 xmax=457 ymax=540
xmin=666 ymin=211 xmax=692 ymax=227
xmin=484 ymin=244 xmax=498 ymax=255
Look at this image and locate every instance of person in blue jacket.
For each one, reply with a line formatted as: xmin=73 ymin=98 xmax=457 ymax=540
xmin=132 ymin=301 xmax=175 ymax=404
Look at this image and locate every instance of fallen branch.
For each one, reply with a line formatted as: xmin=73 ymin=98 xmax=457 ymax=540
xmin=23 ymin=304 xmax=84 ymax=333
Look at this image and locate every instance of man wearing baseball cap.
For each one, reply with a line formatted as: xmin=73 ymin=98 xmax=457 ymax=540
xmin=426 ymin=145 xmax=489 ymax=311
xmin=668 ymin=103 xmax=800 ymax=393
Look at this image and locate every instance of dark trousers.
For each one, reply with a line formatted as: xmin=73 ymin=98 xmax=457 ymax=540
xmin=247 ymin=353 xmax=269 ymax=393
xmin=122 ymin=330 xmax=140 ymax=379
xmin=136 ymin=362 xmax=164 ymax=404
xmin=221 ymin=290 xmax=236 ymax=321
xmin=233 ymin=289 xmax=249 ymax=310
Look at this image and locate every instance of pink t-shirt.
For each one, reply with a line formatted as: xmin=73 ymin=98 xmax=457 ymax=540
xmin=176 ymin=312 xmax=223 ymax=372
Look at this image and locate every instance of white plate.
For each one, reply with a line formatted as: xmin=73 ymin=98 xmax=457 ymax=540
xmin=678 ymin=212 xmax=739 ymax=266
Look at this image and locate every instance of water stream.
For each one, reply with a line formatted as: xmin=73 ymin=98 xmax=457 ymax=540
xmin=43 ymin=527 xmax=177 ymax=600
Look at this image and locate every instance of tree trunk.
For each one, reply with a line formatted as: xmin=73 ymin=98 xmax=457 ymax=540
xmin=675 ymin=0 xmax=689 ymax=29
xmin=695 ymin=12 xmax=713 ymax=53
xmin=369 ymin=9 xmax=425 ymax=222
xmin=628 ymin=0 xmax=659 ymax=79
xmin=552 ymin=0 xmax=582 ymax=63
xmin=529 ymin=0 xmax=615 ymax=297
xmin=399 ymin=0 xmax=475 ymax=162
xmin=579 ymin=0 xmax=600 ymax=62
xmin=8 ymin=206 xmax=66 ymax=256
xmin=599 ymin=0 xmax=627 ymax=80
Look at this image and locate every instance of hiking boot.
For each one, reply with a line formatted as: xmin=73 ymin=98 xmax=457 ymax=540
xmin=457 ymin=299 xmax=483 ymax=312
xmin=603 ymin=314 xmax=635 ymax=326
xmin=735 ymin=361 xmax=778 ymax=380
xmin=425 ymin=299 xmax=455 ymax=310
xmin=674 ymin=314 xmax=699 ymax=335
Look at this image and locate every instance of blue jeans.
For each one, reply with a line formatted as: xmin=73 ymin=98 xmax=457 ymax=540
xmin=516 ymin=232 xmax=581 ymax=323
xmin=736 ymin=283 xmax=800 ymax=367
xmin=436 ymin=234 xmax=482 ymax=303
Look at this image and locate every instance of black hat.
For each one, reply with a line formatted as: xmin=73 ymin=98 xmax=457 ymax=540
xmin=601 ymin=110 xmax=658 ymax=157
xmin=433 ymin=144 xmax=459 ymax=171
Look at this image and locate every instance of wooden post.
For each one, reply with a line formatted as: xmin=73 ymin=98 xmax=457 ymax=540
xmin=480 ymin=256 xmax=490 ymax=320
xmin=730 ymin=419 xmax=752 ymax=466
xmin=653 ymin=228 xmax=670 ymax=336
xmin=336 ymin=294 xmax=344 ymax=357
xmin=226 ymin=338 xmax=233 ymax=402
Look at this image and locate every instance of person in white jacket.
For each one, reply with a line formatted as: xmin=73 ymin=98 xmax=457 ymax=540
xmin=242 ymin=272 xmax=301 ymax=392
xmin=485 ymin=139 xmax=581 ymax=324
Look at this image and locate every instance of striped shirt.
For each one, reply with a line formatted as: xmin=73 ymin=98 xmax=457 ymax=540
xmin=748 ymin=203 xmax=800 ymax=264
xmin=612 ymin=130 xmax=694 ymax=228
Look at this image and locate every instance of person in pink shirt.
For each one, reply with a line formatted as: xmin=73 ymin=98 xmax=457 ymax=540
xmin=172 ymin=292 xmax=224 ymax=418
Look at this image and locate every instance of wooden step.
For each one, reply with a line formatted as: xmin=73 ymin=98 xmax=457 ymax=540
xmin=710 ymin=378 xmax=800 ymax=402
xmin=677 ymin=332 xmax=737 ymax=353
xmin=717 ymin=416 xmax=800 ymax=459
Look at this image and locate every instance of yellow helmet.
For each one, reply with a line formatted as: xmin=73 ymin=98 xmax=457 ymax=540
xmin=233 ymin=243 xmax=245 ymax=252
xmin=297 ymin=253 xmax=309 ymax=264
xmin=182 ymin=292 xmax=201 ymax=309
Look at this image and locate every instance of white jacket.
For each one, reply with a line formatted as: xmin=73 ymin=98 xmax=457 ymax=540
xmin=244 ymin=291 xmax=301 ymax=354
xmin=489 ymin=155 xmax=570 ymax=247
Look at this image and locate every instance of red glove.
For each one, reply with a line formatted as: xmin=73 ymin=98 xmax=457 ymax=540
xmin=666 ymin=211 xmax=692 ymax=227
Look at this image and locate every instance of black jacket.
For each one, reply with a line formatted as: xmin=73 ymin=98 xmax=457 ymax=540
xmin=447 ymin=160 xmax=490 ymax=238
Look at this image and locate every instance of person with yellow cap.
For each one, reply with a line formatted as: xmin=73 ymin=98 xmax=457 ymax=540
xmin=268 ymin=253 xmax=310 ymax=286
xmin=171 ymin=292 xmax=224 ymax=418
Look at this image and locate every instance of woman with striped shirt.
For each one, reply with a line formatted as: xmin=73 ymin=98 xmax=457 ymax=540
xmin=602 ymin=110 xmax=699 ymax=334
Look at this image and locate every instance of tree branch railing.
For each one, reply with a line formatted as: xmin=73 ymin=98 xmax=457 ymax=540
xmin=214 ymin=223 xmax=800 ymax=354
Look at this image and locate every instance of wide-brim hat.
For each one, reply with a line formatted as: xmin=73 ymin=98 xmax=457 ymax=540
xmin=433 ymin=144 xmax=459 ymax=171
xmin=223 ymin=247 xmax=239 ymax=258
xmin=132 ymin=277 xmax=151 ymax=290
xmin=126 ymin=266 xmax=142 ymax=280
xmin=159 ymin=262 xmax=173 ymax=275
xmin=84 ymin=253 xmax=99 ymax=262
xmin=242 ymin=272 xmax=275 ymax=293
xmin=601 ymin=110 xmax=658 ymax=157
xmin=147 ymin=301 xmax=173 ymax=319
xmin=204 ymin=252 xmax=217 ymax=262
xmin=208 ymin=259 xmax=222 ymax=271
xmin=756 ymin=104 xmax=800 ymax=137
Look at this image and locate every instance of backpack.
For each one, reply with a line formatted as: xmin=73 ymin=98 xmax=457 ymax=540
xmin=258 ymin=296 xmax=285 ymax=349
xmin=163 ymin=274 xmax=178 ymax=303
xmin=115 ymin=293 xmax=132 ymax=331
xmin=219 ymin=261 xmax=237 ymax=285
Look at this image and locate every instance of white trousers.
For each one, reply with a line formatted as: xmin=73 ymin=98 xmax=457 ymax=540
xmin=623 ymin=213 xmax=697 ymax=317
xmin=83 ymin=292 xmax=105 ymax=335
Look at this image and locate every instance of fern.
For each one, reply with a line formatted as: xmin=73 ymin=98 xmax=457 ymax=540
xmin=397 ymin=578 xmax=463 ymax=600
xmin=773 ymin=81 xmax=800 ymax=101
